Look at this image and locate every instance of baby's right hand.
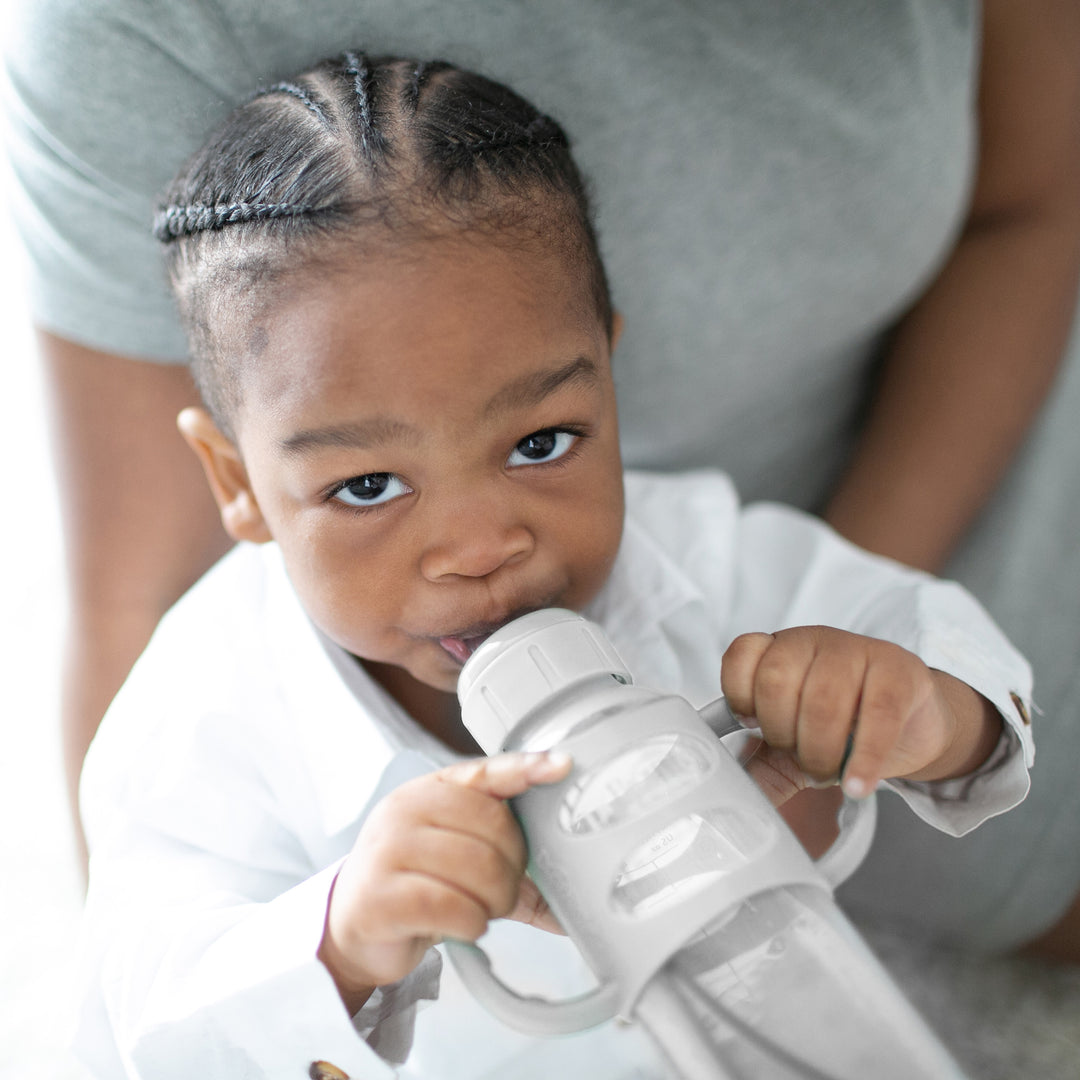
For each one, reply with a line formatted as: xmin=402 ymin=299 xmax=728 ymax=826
xmin=317 ymin=751 xmax=571 ymax=1011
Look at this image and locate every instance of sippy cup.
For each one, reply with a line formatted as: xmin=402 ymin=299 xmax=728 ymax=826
xmin=446 ymin=608 xmax=967 ymax=1080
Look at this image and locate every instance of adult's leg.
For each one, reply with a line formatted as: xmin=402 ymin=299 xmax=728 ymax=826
xmin=41 ymin=332 xmax=232 ymax=871
xmin=1026 ymin=893 xmax=1080 ymax=963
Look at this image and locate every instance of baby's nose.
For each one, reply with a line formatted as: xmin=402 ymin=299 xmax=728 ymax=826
xmin=419 ymin=511 xmax=534 ymax=581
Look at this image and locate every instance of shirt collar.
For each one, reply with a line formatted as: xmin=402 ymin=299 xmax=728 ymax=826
xmin=585 ymin=515 xmax=724 ymax=707
xmin=259 ymin=544 xmax=448 ymax=837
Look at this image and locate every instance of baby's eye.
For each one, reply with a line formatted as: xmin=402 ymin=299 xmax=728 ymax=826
xmin=331 ymin=473 xmax=411 ymax=508
xmin=507 ymin=429 xmax=578 ymax=467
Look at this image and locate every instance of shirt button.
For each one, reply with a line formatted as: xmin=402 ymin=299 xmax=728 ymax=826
xmin=309 ymin=1063 xmax=350 ymax=1080
xmin=1010 ymin=692 xmax=1032 ymax=726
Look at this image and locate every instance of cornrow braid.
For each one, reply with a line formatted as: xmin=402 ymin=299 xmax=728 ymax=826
xmin=263 ymin=81 xmax=331 ymax=126
xmin=408 ymin=61 xmax=428 ymax=109
xmin=153 ymin=200 xmax=313 ymax=241
xmin=413 ymin=71 xmax=572 ymax=188
xmin=342 ymin=50 xmax=387 ymax=161
xmin=156 ymin=53 xmax=613 ymax=435
xmin=462 ymin=113 xmax=566 ymax=155
xmin=408 ymin=60 xmax=453 ymax=111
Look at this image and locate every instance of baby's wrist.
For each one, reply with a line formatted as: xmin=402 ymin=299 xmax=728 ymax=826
xmin=317 ymin=929 xmax=379 ymax=1014
xmin=907 ymin=671 xmax=1002 ymax=782
xmin=318 ymin=871 xmax=383 ymax=1012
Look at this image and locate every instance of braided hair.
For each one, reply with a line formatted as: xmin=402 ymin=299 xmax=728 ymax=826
xmin=155 ymin=54 xmax=612 ymax=434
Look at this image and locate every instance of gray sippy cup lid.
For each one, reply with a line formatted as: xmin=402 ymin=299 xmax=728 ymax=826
xmin=457 ymin=608 xmax=633 ymax=754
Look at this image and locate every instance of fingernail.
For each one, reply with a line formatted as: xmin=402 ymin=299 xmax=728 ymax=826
xmin=842 ymin=775 xmax=870 ymax=800
xmin=529 ymin=750 xmax=571 ymax=777
xmin=735 ymin=713 xmax=760 ymax=732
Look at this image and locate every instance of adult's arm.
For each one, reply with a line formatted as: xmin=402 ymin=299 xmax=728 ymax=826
xmin=823 ymin=0 xmax=1080 ymax=572
xmin=3 ymin=0 xmax=246 ymax=862
xmin=40 ymin=332 xmax=231 ymax=865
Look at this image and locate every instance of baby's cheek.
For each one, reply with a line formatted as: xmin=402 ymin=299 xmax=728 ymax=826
xmin=569 ymin=521 xmax=622 ymax=607
xmin=295 ymin=580 xmax=389 ymax=662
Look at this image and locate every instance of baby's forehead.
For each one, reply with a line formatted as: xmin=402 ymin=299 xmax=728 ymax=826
xmin=213 ymin=208 xmax=590 ymax=310
xmin=159 ymin=54 xmax=613 ymax=438
xmin=223 ymin=231 xmax=612 ymax=440
xmin=219 ymin=219 xmax=602 ymax=347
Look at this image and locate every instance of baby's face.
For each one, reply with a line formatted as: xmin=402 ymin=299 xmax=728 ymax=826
xmin=225 ymin=235 xmax=624 ymax=697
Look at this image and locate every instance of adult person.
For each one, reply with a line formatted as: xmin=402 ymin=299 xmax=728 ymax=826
xmin=3 ymin=0 xmax=1080 ymax=958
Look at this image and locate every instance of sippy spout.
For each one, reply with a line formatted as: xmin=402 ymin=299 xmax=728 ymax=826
xmin=456 ymin=607 xmax=633 ymax=754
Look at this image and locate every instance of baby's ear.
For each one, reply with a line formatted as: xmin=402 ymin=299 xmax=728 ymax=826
xmin=177 ymin=407 xmax=271 ymax=544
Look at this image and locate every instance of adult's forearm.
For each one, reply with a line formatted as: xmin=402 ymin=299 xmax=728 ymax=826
xmin=824 ymin=202 xmax=1080 ymax=572
xmin=39 ymin=332 xmax=231 ymax=871
xmin=825 ymin=0 xmax=1080 ymax=573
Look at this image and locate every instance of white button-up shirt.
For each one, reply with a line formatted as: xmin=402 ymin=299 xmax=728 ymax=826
xmin=75 ymin=470 xmax=1033 ymax=1079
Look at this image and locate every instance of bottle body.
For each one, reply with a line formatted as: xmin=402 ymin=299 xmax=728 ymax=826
xmin=454 ymin=609 xmax=967 ymax=1079
xmin=663 ymin=884 xmax=963 ymax=1079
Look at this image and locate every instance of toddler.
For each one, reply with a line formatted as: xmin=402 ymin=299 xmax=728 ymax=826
xmin=76 ymin=54 xmax=1033 ymax=1079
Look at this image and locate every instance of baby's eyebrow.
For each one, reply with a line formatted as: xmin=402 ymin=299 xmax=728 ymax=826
xmin=483 ymin=357 xmax=599 ymax=417
xmin=278 ymin=357 xmax=598 ymax=455
xmin=279 ymin=416 xmax=418 ymax=456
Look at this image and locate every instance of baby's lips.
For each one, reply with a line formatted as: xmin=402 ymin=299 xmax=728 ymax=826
xmin=438 ymin=632 xmax=493 ymax=665
xmin=438 ymin=636 xmax=472 ymax=664
xmin=436 ymin=600 xmax=555 ymax=664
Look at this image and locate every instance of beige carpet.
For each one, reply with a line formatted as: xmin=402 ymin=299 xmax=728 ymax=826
xmin=864 ymin=925 xmax=1080 ymax=1080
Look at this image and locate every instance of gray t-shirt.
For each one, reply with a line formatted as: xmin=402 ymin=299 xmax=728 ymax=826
xmin=6 ymin=0 xmax=1080 ymax=948
xmin=3 ymin=0 xmax=974 ymax=510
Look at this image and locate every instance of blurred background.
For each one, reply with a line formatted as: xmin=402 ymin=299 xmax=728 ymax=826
xmin=0 ymin=196 xmax=90 ymax=1076
xmin=0 ymin=5 xmax=90 ymax=1078
xmin=0 ymin=133 xmax=91 ymax=1080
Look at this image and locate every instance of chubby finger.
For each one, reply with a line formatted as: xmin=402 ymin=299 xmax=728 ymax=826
xmin=728 ymin=630 xmax=826 ymax=753
xmin=437 ymin=751 xmax=573 ymax=800
xmin=794 ymin=645 xmax=865 ymax=782
xmin=508 ymin=875 xmax=566 ymax=936
xmin=366 ymin=775 xmax=527 ymax=877
xmin=720 ymin=632 xmax=776 ymax=720
xmin=371 ymin=871 xmax=495 ymax=945
xmin=841 ymin=647 xmax=923 ymax=798
xmin=393 ymin=824 xmax=526 ymax=920
xmin=741 ymin=740 xmax=812 ymax=807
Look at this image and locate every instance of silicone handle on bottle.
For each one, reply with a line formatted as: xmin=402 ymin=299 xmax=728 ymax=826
xmin=444 ymin=939 xmax=622 ymax=1034
xmin=699 ymin=695 xmax=877 ymax=889
xmin=815 ymin=786 xmax=877 ymax=888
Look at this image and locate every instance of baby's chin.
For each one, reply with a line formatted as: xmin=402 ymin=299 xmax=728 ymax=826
xmin=353 ymin=650 xmax=446 ymax=690
xmin=423 ymin=664 xmax=465 ymax=695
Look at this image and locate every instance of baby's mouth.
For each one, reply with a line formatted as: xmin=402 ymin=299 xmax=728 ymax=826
xmin=437 ymin=606 xmax=543 ymax=666
xmin=436 ymin=597 xmax=560 ymax=666
xmin=438 ymin=631 xmax=495 ymax=666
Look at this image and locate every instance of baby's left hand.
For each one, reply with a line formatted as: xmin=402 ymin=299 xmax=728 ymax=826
xmin=721 ymin=626 xmax=1001 ymax=804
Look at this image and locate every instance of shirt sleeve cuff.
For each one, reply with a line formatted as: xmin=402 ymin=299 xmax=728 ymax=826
xmin=351 ymin=947 xmax=442 ymax=1063
xmin=865 ymin=580 xmax=1035 ymax=837
xmin=884 ymin=696 xmax=1033 ymax=837
xmin=89 ymin=859 xmax=436 ymax=1079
